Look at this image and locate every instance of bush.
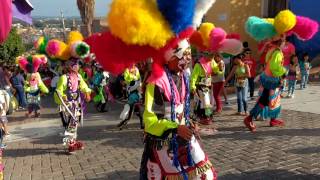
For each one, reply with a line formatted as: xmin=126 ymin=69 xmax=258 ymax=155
xmin=0 ymin=28 xmax=25 ymax=64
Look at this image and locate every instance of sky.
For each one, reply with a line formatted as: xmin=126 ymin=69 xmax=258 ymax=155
xmin=30 ymin=0 xmax=111 ymax=17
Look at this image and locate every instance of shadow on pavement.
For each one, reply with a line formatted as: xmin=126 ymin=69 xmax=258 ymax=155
xmin=219 ymin=169 xmax=320 ymax=180
xmin=287 ymin=146 xmax=320 ymax=155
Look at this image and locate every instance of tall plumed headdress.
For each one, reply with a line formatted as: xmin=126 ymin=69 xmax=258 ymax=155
xmin=16 ymin=54 xmax=47 ymax=74
xmin=85 ymin=0 xmax=216 ymax=76
xmin=245 ymin=10 xmax=319 ymax=41
xmin=34 ymin=31 xmax=90 ymax=61
xmin=189 ymin=22 xmax=243 ymax=55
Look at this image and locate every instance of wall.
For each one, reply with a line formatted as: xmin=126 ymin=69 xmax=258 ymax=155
xmin=205 ymin=0 xmax=262 ymax=59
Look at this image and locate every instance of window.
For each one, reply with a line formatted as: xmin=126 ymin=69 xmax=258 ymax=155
xmin=261 ymin=0 xmax=288 ymax=18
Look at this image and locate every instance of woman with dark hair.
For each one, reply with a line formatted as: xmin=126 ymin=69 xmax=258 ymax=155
xmin=226 ymin=54 xmax=251 ymax=115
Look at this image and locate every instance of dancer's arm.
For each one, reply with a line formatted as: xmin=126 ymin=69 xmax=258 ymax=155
xmin=212 ymin=59 xmax=223 ymax=75
xmin=190 ymin=63 xmax=201 ymax=92
xmin=270 ymin=50 xmax=287 ymax=77
xmin=143 ymin=84 xmax=178 ymax=137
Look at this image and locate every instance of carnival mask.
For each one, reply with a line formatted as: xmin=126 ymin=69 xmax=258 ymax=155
xmin=166 ymin=39 xmax=191 ymax=73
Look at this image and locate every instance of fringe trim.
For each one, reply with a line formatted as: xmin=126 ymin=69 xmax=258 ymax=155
xmin=251 ymin=104 xmax=281 ymax=119
xmin=165 ymin=161 xmax=213 ymax=180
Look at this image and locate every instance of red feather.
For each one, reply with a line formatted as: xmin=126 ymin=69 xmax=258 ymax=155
xmin=85 ymin=32 xmax=159 ymax=75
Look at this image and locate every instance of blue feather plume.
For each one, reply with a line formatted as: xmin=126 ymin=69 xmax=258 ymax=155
xmin=157 ymin=0 xmax=196 ymax=34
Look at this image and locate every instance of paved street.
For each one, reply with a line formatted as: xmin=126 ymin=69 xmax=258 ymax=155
xmin=3 ymin=85 xmax=320 ymax=180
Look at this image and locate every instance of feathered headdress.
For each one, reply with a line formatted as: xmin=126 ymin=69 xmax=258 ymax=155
xmin=34 ymin=31 xmax=90 ymax=61
xmin=85 ymin=0 xmax=217 ymax=76
xmin=189 ymin=22 xmax=243 ymax=55
xmin=245 ymin=10 xmax=319 ymax=41
xmin=16 ymin=54 xmax=47 ymax=73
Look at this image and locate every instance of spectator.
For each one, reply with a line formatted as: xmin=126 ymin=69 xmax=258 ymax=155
xmin=11 ymin=68 xmax=27 ymax=109
xmin=242 ymin=49 xmax=257 ymax=99
xmin=226 ymin=54 xmax=251 ymax=115
xmin=299 ymin=53 xmax=312 ymax=89
xmin=287 ymin=55 xmax=299 ymax=98
xmin=212 ymin=53 xmax=225 ymax=114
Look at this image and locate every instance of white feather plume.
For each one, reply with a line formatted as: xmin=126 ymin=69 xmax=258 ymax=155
xmin=192 ymin=0 xmax=216 ymax=28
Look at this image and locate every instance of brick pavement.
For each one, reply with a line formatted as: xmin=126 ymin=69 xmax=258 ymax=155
xmin=3 ymin=89 xmax=320 ymax=180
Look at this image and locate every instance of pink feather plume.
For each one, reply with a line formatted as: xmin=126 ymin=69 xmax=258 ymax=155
xmin=209 ymin=27 xmax=226 ymax=51
xmin=17 ymin=56 xmax=28 ymax=72
xmin=291 ymin=16 xmax=319 ymax=41
xmin=46 ymin=40 xmax=61 ymax=57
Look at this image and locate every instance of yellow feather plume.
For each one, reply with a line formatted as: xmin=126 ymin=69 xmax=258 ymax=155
xmin=198 ymin=22 xmax=215 ymax=47
xmin=68 ymin=31 xmax=84 ymax=45
xmin=107 ymin=0 xmax=174 ymax=49
xmin=274 ymin=10 xmax=296 ymax=34
xmin=58 ymin=42 xmax=71 ymax=61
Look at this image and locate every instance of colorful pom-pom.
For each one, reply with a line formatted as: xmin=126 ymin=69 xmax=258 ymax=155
xmin=16 ymin=56 xmax=28 ymax=71
xmin=32 ymin=55 xmax=48 ymax=72
xmin=209 ymin=27 xmax=226 ymax=51
xmin=34 ymin=36 xmax=48 ymax=54
xmin=199 ymin=23 xmax=215 ymax=47
xmin=245 ymin=16 xmax=277 ymax=41
xmin=70 ymin=41 xmax=90 ymax=59
xmin=291 ymin=16 xmax=319 ymax=41
xmin=108 ymin=0 xmax=173 ymax=49
xmin=274 ymin=10 xmax=296 ymax=34
xmin=189 ymin=31 xmax=207 ymax=51
xmin=46 ymin=39 xmax=70 ymax=60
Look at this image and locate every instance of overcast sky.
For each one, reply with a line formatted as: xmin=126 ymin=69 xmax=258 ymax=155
xmin=30 ymin=0 xmax=111 ymax=17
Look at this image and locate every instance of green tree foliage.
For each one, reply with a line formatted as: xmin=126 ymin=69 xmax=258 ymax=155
xmin=0 ymin=28 xmax=25 ymax=64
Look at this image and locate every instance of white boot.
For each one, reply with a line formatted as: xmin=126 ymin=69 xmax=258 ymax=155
xmin=120 ymin=104 xmax=130 ymax=120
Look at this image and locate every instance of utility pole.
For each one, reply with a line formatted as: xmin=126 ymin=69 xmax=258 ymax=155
xmin=60 ymin=10 xmax=66 ymax=41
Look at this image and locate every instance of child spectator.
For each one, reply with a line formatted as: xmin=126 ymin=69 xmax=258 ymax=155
xmin=299 ymin=53 xmax=311 ymax=89
xmin=287 ymin=55 xmax=299 ymax=98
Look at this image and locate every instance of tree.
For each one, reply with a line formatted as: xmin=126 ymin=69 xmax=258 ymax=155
xmin=0 ymin=28 xmax=25 ymax=64
xmin=77 ymin=0 xmax=95 ymax=36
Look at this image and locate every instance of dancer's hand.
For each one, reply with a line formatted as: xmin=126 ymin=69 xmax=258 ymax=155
xmin=177 ymin=125 xmax=193 ymax=141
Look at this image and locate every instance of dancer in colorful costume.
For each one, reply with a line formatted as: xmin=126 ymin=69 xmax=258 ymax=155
xmin=54 ymin=58 xmax=91 ymax=154
xmin=16 ymin=55 xmax=49 ymax=118
xmin=92 ymin=63 xmax=110 ymax=112
xmin=189 ymin=23 xmax=243 ymax=125
xmin=35 ymin=31 xmax=92 ymax=153
xmin=85 ymin=0 xmax=219 ymax=179
xmin=244 ymin=10 xmax=318 ymax=132
xmin=118 ymin=64 xmax=143 ymax=129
